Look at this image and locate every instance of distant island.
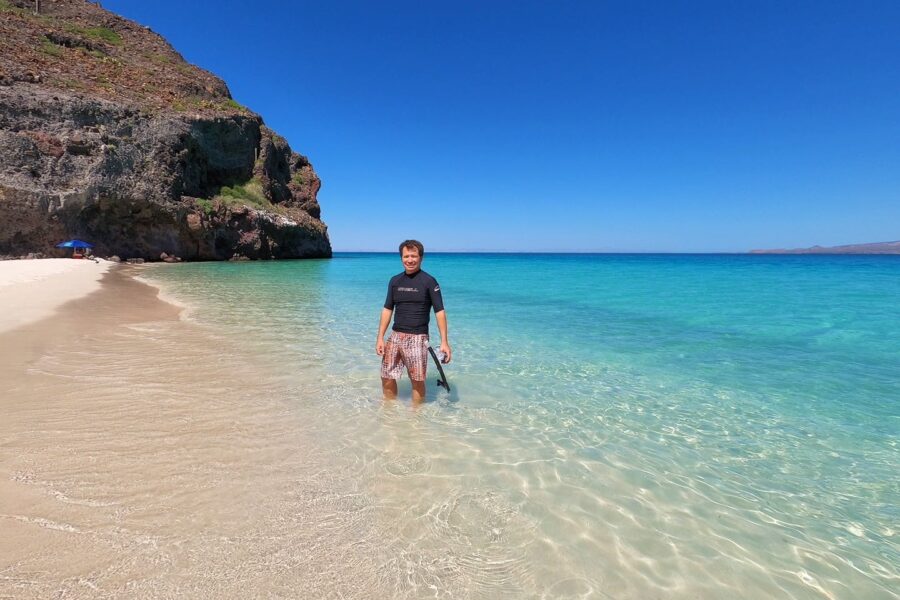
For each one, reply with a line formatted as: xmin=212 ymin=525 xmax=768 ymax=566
xmin=749 ymin=241 xmax=900 ymax=254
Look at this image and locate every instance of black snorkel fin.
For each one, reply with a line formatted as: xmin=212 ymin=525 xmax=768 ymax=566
xmin=427 ymin=346 xmax=451 ymax=392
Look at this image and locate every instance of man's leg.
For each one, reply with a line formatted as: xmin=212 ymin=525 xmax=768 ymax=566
xmin=381 ymin=333 xmax=400 ymax=399
xmin=411 ymin=379 xmax=426 ymax=403
xmin=409 ymin=334 xmax=428 ymax=403
xmin=382 ymin=377 xmax=398 ymax=400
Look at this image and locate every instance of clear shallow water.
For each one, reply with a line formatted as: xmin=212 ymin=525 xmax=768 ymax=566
xmin=142 ymin=253 xmax=900 ymax=599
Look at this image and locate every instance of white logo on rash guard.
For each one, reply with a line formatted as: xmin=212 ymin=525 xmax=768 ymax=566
xmin=434 ymin=286 xmax=440 ymax=292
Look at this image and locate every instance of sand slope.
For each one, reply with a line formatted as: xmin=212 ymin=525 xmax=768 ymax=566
xmin=0 ymin=258 xmax=113 ymax=334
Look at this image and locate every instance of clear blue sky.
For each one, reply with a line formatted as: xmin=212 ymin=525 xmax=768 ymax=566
xmin=104 ymin=0 xmax=900 ymax=252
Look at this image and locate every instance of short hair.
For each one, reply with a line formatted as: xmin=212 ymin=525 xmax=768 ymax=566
xmin=399 ymin=239 xmax=424 ymax=257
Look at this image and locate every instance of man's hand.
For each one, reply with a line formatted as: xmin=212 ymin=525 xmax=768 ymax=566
xmin=435 ymin=310 xmax=451 ymax=364
xmin=377 ymin=308 xmax=393 ymax=356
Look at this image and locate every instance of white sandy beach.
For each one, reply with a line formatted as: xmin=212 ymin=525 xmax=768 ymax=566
xmin=0 ymin=258 xmax=113 ymax=334
xmin=0 ymin=264 xmax=385 ymax=598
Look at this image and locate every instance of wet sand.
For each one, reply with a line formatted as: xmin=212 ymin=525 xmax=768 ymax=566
xmin=0 ymin=267 xmax=385 ymax=598
xmin=0 ymin=258 xmax=112 ymax=334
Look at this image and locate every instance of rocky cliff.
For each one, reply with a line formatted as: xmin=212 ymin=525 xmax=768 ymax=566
xmin=0 ymin=0 xmax=331 ymax=260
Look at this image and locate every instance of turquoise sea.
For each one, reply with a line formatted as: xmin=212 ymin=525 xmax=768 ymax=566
xmin=142 ymin=253 xmax=899 ymax=599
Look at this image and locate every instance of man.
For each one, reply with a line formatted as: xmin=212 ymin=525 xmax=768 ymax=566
xmin=376 ymin=240 xmax=451 ymax=402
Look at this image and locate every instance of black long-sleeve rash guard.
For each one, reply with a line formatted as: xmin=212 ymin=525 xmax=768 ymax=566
xmin=384 ymin=270 xmax=445 ymax=334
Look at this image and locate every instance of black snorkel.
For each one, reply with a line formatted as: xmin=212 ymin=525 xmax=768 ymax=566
xmin=427 ymin=346 xmax=451 ymax=392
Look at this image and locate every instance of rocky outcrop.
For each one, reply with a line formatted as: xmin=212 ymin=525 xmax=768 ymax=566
xmin=0 ymin=0 xmax=330 ymax=260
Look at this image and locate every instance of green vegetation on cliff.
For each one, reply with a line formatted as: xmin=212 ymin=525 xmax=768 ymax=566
xmin=219 ymin=180 xmax=268 ymax=207
xmin=189 ymin=179 xmax=291 ymax=219
xmin=211 ymin=179 xmax=287 ymax=216
xmin=69 ymin=25 xmax=122 ymax=45
xmin=39 ymin=36 xmax=62 ymax=57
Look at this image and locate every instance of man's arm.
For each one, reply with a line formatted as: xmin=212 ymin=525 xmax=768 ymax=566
xmin=376 ymin=307 xmax=393 ymax=355
xmin=435 ymin=310 xmax=451 ymax=363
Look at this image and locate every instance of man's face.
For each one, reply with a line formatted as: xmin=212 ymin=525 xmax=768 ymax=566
xmin=401 ymin=247 xmax=422 ymax=274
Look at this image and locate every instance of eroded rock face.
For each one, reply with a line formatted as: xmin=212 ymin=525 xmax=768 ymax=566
xmin=0 ymin=0 xmax=330 ymax=260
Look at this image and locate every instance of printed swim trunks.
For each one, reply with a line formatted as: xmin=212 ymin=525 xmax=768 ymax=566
xmin=381 ymin=331 xmax=429 ymax=381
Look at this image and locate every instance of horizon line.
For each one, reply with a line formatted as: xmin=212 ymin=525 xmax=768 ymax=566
xmin=333 ymin=249 xmax=752 ymax=254
xmin=332 ymin=250 xmax=900 ymax=255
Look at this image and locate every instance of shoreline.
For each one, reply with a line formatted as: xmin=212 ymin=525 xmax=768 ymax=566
xmin=0 ymin=261 xmax=381 ymax=598
xmin=0 ymin=258 xmax=115 ymax=335
xmin=0 ymin=262 xmax=182 ymax=370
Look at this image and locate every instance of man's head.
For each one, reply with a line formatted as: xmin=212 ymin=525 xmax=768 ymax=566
xmin=399 ymin=239 xmax=424 ymax=274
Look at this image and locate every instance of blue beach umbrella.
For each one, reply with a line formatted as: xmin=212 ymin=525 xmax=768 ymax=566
xmin=55 ymin=239 xmax=95 ymax=249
